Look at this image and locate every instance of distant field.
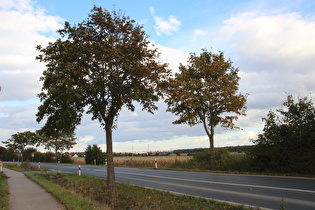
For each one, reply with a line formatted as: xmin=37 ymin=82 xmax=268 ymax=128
xmin=114 ymin=155 xmax=192 ymax=168
xmin=72 ymin=155 xmax=192 ymax=167
xmin=71 ymin=157 xmax=85 ymax=164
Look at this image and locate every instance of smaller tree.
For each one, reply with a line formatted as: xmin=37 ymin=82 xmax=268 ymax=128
xmin=37 ymin=128 xmax=76 ymax=163
xmin=2 ymin=131 xmax=42 ymax=162
xmin=85 ymin=145 xmax=106 ymax=165
xmin=166 ymin=49 xmax=247 ymax=169
xmin=250 ymin=95 xmax=315 ymax=173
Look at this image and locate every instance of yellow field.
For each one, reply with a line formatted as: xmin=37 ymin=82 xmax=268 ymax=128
xmin=71 ymin=157 xmax=85 ymax=164
xmin=114 ymin=155 xmax=191 ymax=167
xmin=71 ymin=155 xmax=192 ymax=167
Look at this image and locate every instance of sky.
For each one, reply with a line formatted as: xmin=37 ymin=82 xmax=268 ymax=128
xmin=1 ymin=0 xmax=315 ymax=153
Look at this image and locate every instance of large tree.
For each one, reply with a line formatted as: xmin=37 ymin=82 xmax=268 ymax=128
xmin=36 ymin=6 xmax=170 ymax=194
xmin=250 ymin=95 xmax=315 ymax=173
xmin=2 ymin=131 xmax=42 ymax=162
xmin=166 ymin=49 xmax=247 ymax=169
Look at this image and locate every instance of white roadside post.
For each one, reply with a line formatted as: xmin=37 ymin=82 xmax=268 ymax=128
xmin=78 ymin=165 xmax=81 ymax=176
xmin=154 ymin=159 xmax=157 ymax=169
xmin=0 ymin=161 xmax=3 ymax=172
xmin=38 ymin=162 xmax=41 ymax=169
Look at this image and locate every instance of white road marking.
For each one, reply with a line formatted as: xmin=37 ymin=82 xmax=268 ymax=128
xmin=116 ymin=171 xmax=315 ymax=194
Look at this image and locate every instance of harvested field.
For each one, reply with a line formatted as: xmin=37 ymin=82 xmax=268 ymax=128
xmin=114 ymin=155 xmax=192 ymax=168
xmin=72 ymin=155 xmax=192 ymax=168
xmin=71 ymin=157 xmax=85 ymax=164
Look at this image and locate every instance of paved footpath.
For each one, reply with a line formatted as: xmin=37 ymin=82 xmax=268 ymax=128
xmin=3 ymin=168 xmax=66 ymax=210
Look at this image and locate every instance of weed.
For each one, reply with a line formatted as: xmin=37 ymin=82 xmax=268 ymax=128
xmin=279 ymin=198 xmax=286 ymax=210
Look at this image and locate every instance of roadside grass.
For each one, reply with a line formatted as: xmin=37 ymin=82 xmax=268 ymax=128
xmin=0 ymin=172 xmax=8 ymax=210
xmin=26 ymin=173 xmax=108 ymax=210
xmin=27 ymin=172 xmax=258 ymax=210
xmin=4 ymin=162 xmax=48 ymax=172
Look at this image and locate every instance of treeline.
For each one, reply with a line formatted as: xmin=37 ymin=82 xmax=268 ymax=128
xmin=0 ymin=147 xmax=73 ymax=163
xmin=173 ymin=145 xmax=252 ymax=155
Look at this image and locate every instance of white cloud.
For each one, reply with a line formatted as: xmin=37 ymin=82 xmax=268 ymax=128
xmin=149 ymin=6 xmax=155 ymax=15
xmin=155 ymin=44 xmax=188 ymax=73
xmin=154 ymin=15 xmax=181 ymax=36
xmin=0 ymin=2 xmax=63 ymax=101
xmin=219 ymin=12 xmax=315 ymax=110
xmin=192 ymin=29 xmax=206 ymax=44
xmin=220 ymin=12 xmax=315 ymax=71
xmin=193 ymin=137 xmax=208 ymax=146
xmin=79 ymin=136 xmax=94 ymax=143
xmin=0 ymin=1 xmax=63 ymax=148
xmin=0 ymin=0 xmax=34 ymax=12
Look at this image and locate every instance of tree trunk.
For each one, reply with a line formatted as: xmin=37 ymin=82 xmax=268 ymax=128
xmin=209 ymin=124 xmax=215 ymax=170
xmin=105 ymin=123 xmax=115 ymax=187
xmin=20 ymin=152 xmax=24 ymax=162
xmin=105 ymin=119 xmax=115 ymax=207
xmin=202 ymin=119 xmax=216 ymax=170
xmin=55 ymin=143 xmax=59 ymax=163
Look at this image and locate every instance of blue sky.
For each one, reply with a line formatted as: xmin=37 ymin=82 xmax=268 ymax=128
xmin=1 ymin=0 xmax=315 ymax=153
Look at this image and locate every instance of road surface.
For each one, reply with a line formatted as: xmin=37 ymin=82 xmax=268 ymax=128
xmin=32 ymin=163 xmax=315 ymax=210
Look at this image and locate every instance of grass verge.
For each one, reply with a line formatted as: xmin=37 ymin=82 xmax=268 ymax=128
xmin=4 ymin=162 xmax=48 ymax=172
xmin=27 ymin=172 xmax=258 ymax=210
xmin=0 ymin=172 xmax=8 ymax=210
xmin=26 ymin=173 xmax=109 ymax=210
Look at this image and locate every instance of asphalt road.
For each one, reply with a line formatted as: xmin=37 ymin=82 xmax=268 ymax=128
xmin=33 ymin=163 xmax=315 ymax=210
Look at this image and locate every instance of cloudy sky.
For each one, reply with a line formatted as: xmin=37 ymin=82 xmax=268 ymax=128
xmin=1 ymin=0 xmax=315 ymax=153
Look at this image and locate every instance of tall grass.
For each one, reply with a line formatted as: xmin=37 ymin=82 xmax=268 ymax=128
xmin=0 ymin=172 xmax=8 ymax=210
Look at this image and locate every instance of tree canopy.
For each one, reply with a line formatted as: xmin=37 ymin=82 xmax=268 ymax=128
xmin=2 ymin=131 xmax=42 ymax=162
xmin=166 ymin=49 xmax=247 ymax=169
xmin=250 ymin=95 xmax=315 ymax=173
xmin=36 ymin=6 xmax=171 ymax=192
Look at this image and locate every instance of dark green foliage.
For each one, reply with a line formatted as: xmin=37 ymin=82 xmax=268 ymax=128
xmin=2 ymin=131 xmax=43 ymax=162
xmin=61 ymin=154 xmax=74 ymax=163
xmin=38 ymin=152 xmax=55 ymax=163
xmin=36 ymin=6 xmax=171 ymax=191
xmin=171 ymin=149 xmax=251 ymax=172
xmin=85 ymin=145 xmax=106 ymax=165
xmin=249 ymin=95 xmax=315 ymax=173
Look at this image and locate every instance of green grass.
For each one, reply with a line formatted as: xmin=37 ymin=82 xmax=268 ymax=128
xmin=26 ymin=173 xmax=109 ymax=210
xmin=27 ymin=172 xmax=258 ymax=210
xmin=4 ymin=162 xmax=48 ymax=172
xmin=0 ymin=172 xmax=9 ymax=210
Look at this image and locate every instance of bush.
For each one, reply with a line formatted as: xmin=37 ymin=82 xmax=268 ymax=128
xmin=171 ymin=149 xmax=252 ymax=172
xmin=249 ymin=95 xmax=315 ymax=174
